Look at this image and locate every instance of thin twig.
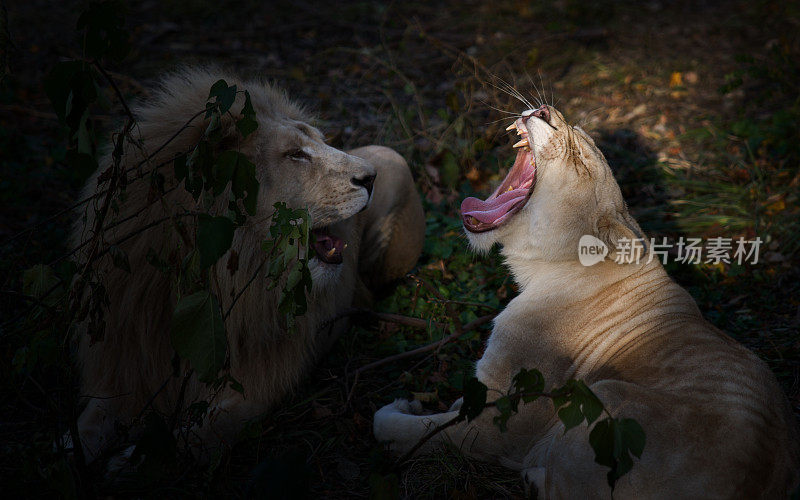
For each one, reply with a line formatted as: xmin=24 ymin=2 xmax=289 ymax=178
xmin=393 ymin=413 xmax=463 ymax=467
xmin=409 ymin=273 xmax=464 ymax=334
xmin=392 ymin=388 xmax=566 ymax=469
xmin=223 ymin=258 xmax=267 ymax=320
xmin=355 ymin=313 xmax=494 ymax=374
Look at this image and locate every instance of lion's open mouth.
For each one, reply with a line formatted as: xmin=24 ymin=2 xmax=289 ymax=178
xmin=312 ymin=227 xmax=346 ymax=264
xmin=461 ymin=119 xmax=536 ymax=233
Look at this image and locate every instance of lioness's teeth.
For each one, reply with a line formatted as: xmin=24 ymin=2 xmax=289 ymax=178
xmin=506 ymin=123 xmax=517 ymax=131
xmin=469 ymin=216 xmax=479 ymax=225
xmin=343 ymin=243 xmax=348 ymax=249
xmin=326 ymin=248 xmax=336 ymax=257
xmin=513 ymin=139 xmax=529 ymax=148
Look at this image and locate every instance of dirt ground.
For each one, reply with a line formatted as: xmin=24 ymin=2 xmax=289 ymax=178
xmin=1 ymin=0 xmax=798 ymax=497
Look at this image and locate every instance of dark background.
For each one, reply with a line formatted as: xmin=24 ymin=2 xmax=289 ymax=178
xmin=1 ymin=0 xmax=798 ymax=497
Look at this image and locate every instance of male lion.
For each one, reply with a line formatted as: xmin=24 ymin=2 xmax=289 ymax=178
xmin=374 ymin=105 xmax=799 ymax=497
xmin=72 ymin=68 xmax=424 ymax=462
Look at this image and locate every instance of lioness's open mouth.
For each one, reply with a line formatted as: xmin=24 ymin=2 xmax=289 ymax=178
xmin=312 ymin=227 xmax=346 ymax=264
xmin=461 ymin=117 xmax=536 ymax=233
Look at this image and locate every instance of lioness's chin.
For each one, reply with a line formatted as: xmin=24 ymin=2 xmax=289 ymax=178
xmin=464 ymin=226 xmax=503 ymax=253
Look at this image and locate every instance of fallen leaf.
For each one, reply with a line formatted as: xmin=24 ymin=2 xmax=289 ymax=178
xmin=465 ymin=167 xmax=480 ymax=182
xmin=765 ymin=199 xmax=786 ymax=215
xmin=412 ymin=391 xmax=439 ymax=403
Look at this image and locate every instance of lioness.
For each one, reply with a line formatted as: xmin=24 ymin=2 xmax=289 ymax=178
xmin=374 ymin=105 xmax=799 ymax=497
xmin=72 ymin=68 xmax=424 ymax=461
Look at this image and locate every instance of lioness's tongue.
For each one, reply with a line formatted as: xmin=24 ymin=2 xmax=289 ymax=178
xmin=460 ymin=149 xmax=532 ymax=224
xmin=460 ymin=189 xmax=528 ymax=224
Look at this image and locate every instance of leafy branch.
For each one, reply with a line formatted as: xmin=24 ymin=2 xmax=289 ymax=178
xmin=394 ymin=368 xmax=646 ymax=492
xmin=4 ymin=1 xmax=320 ymax=489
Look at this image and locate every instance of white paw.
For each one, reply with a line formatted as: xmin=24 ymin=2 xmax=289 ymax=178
xmin=105 ymin=444 xmax=138 ymax=478
xmin=386 ymin=398 xmax=423 ymax=415
xmin=55 ymin=432 xmax=74 ymax=453
xmin=373 ymin=399 xmax=422 ymax=448
xmin=522 ymin=467 xmax=546 ymax=500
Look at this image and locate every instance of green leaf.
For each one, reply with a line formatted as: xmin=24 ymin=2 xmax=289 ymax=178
xmin=197 ymin=214 xmax=235 ymax=268
xmin=208 ymin=79 xmax=237 ymax=115
xmin=440 ymin=150 xmax=459 ymax=189
xmin=107 ymin=245 xmax=131 ymax=273
xmin=22 ymin=264 xmax=61 ymax=304
xmin=205 ymin=110 xmax=223 ymax=143
xmin=171 ymin=290 xmax=227 ymax=383
xmin=44 ymin=61 xmax=97 ymax=130
xmin=557 ymin=401 xmax=584 ymax=431
xmin=230 ymin=152 xmax=259 ymax=215
xmin=513 ymin=368 xmax=544 ymax=403
xmin=174 ymin=153 xmax=188 ymax=182
xmin=459 ymin=376 xmax=487 ymax=422
xmin=212 ymin=150 xmax=238 ymax=195
xmin=553 ymin=380 xmax=604 ymax=432
xmin=589 ymin=417 xmax=646 ymax=490
xmin=236 ymin=90 xmax=258 ymax=138
xmin=492 ymin=395 xmax=515 ymax=432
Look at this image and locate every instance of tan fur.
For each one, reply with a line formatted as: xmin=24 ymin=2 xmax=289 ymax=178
xmin=374 ymin=106 xmax=799 ymax=498
xmin=72 ymin=68 xmax=424 ymax=461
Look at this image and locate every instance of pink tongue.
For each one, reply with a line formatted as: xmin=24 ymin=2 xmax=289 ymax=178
xmin=460 ymin=187 xmax=528 ymax=224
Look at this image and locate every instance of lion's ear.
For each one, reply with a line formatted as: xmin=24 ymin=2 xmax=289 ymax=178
xmin=595 ymin=212 xmax=647 ymax=264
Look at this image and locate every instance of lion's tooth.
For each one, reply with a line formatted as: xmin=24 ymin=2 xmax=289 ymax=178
xmin=343 ymin=243 xmax=348 ymax=249
xmin=326 ymin=247 xmax=336 ymax=257
xmin=506 ymin=123 xmax=517 ymax=131
xmin=513 ymin=139 xmax=529 ymax=148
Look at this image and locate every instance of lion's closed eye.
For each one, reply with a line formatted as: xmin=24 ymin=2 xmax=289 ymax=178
xmin=285 ymin=148 xmax=311 ymax=163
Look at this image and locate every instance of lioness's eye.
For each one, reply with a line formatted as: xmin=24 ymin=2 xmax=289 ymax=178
xmin=286 ymin=149 xmax=311 ymax=162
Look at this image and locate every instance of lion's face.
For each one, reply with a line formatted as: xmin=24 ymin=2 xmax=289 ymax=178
xmin=243 ymin=115 xmax=376 ymax=271
xmin=462 ymin=104 xmax=636 ymax=263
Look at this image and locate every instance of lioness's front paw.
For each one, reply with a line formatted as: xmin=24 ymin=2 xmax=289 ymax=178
xmin=383 ymin=398 xmax=423 ymax=415
xmin=373 ymin=399 xmax=423 ymax=451
xmin=105 ymin=444 xmax=138 ymax=479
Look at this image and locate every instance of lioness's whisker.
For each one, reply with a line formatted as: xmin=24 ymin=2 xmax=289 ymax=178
xmin=525 ymin=70 xmax=545 ymax=108
xmin=490 ymin=77 xmax=535 ymax=111
xmin=478 ymin=100 xmax=520 ymax=118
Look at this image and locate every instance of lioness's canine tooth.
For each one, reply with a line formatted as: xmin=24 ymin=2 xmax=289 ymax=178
xmin=326 ymin=247 xmax=336 ymax=257
xmin=506 ymin=123 xmax=517 ymax=131
xmin=513 ymin=139 xmax=529 ymax=148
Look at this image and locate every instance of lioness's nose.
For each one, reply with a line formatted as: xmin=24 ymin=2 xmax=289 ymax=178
xmin=523 ymin=105 xmax=551 ymax=125
xmin=352 ymin=173 xmax=376 ymax=196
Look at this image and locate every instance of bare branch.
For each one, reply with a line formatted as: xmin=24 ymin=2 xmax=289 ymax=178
xmin=355 ymin=313 xmax=494 ymax=374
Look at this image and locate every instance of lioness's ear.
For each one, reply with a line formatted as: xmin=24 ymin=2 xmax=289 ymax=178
xmin=595 ymin=213 xmax=647 ymax=264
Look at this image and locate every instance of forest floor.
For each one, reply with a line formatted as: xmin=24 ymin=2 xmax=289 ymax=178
xmin=1 ymin=0 xmax=798 ymax=497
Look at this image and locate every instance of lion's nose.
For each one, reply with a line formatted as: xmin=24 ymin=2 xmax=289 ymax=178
xmin=352 ymin=173 xmax=376 ymax=196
